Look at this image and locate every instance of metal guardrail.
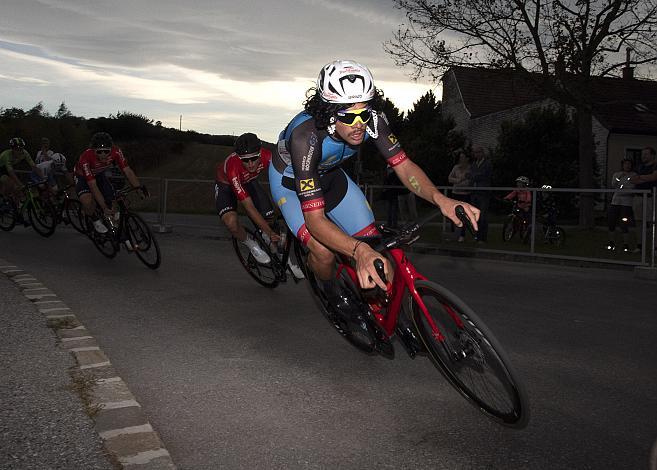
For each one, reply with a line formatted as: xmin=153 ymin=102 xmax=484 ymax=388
xmin=11 ymin=170 xmax=656 ymax=268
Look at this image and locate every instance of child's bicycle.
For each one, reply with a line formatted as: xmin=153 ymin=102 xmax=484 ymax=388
xmin=301 ymin=206 xmax=530 ymax=428
xmin=502 ymin=200 xmax=531 ymax=243
xmin=232 ymin=218 xmax=305 ymax=288
xmin=83 ymin=186 xmax=161 ymax=269
xmin=0 ymin=181 xmax=58 ymax=237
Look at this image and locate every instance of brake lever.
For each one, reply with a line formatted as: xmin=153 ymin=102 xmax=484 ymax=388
xmin=455 ymin=205 xmax=477 ymax=236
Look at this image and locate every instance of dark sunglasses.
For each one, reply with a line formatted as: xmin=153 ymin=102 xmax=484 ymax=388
xmin=239 ymin=152 xmax=260 ymax=163
xmin=95 ymin=148 xmax=111 ymax=156
xmin=335 ymin=107 xmax=372 ymax=126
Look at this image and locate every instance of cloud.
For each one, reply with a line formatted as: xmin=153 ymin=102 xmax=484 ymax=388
xmin=0 ymin=0 xmax=437 ymax=141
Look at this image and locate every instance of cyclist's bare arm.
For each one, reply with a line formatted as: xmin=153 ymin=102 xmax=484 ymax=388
xmin=122 ymin=166 xmax=141 ymax=189
xmin=304 ymin=209 xmax=388 ymax=290
xmin=393 ymin=159 xmax=480 ymax=231
xmin=241 ymin=196 xmax=279 ymax=242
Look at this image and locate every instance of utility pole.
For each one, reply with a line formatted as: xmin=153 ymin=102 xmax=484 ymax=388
xmin=179 ymin=115 xmax=182 ymax=131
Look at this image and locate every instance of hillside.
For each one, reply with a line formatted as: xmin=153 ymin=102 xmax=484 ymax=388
xmin=138 ymin=142 xmax=234 ymax=180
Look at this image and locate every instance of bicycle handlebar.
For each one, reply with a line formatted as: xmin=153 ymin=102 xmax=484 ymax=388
xmin=372 ymin=204 xmax=476 ymax=253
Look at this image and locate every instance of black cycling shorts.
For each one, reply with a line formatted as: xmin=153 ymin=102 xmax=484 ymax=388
xmin=214 ymin=180 xmax=274 ymax=219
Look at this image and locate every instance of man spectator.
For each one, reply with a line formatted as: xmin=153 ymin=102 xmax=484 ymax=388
xmin=469 ymin=145 xmax=493 ymax=242
xmin=630 ymin=146 xmax=657 ymax=251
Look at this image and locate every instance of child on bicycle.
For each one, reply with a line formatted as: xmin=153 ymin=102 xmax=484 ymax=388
xmin=503 ymin=176 xmax=532 ymax=223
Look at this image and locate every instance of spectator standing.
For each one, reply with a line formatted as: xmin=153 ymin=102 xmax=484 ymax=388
xmin=630 ymin=147 xmax=657 ymax=251
xmin=35 ymin=137 xmax=54 ymax=162
xmin=469 ymin=145 xmax=493 ymax=242
xmin=383 ymin=166 xmax=406 ymax=228
xmin=398 ymin=179 xmax=418 ymax=225
xmin=607 ymin=158 xmax=637 ymax=252
xmin=448 ymin=149 xmax=471 ymax=241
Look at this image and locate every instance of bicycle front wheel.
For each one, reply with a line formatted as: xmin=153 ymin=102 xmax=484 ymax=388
xmin=0 ymin=196 xmax=16 ymax=231
xmin=232 ymin=228 xmax=278 ymax=288
xmin=63 ymin=199 xmax=86 ymax=234
xmin=84 ymin=216 xmax=119 ymax=258
xmin=502 ymin=216 xmax=515 ymax=241
xmin=27 ymin=200 xmax=57 ymax=237
xmin=410 ymin=280 xmax=529 ymax=428
xmin=125 ymin=213 xmax=161 ymax=269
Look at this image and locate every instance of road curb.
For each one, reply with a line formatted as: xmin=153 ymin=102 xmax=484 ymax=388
xmin=0 ymin=259 xmax=177 ymax=470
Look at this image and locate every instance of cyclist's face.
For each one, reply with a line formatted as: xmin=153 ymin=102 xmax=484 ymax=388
xmin=239 ymin=152 xmax=261 ymax=171
xmin=334 ymin=102 xmax=368 ymax=146
xmin=95 ymin=148 xmax=111 ymax=162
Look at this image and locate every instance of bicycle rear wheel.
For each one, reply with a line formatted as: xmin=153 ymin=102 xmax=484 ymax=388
xmin=0 ymin=196 xmax=16 ymax=231
xmin=502 ymin=216 xmax=515 ymax=241
xmin=233 ymin=228 xmax=279 ymax=288
xmin=27 ymin=200 xmax=57 ymax=237
xmin=547 ymin=225 xmax=565 ymax=247
xmin=125 ymin=213 xmax=161 ymax=269
xmin=63 ymin=199 xmax=86 ymax=234
xmin=410 ymin=280 xmax=529 ymax=428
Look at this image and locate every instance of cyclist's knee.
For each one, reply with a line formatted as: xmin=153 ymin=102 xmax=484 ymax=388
xmin=221 ymin=211 xmax=240 ymax=233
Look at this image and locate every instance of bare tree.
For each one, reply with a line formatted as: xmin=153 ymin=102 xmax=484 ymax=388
xmin=386 ymin=0 xmax=657 ymax=227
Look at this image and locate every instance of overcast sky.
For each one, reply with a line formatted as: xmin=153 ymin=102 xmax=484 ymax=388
xmin=0 ymin=0 xmax=439 ymax=142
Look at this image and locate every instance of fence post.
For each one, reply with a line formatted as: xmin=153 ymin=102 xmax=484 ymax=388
xmin=528 ymin=188 xmax=536 ymax=254
xmin=650 ymin=187 xmax=657 ymax=268
xmin=154 ymin=178 xmax=172 ymax=233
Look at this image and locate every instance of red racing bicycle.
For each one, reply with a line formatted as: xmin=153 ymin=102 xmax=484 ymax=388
xmin=300 ymin=206 xmax=530 ymax=428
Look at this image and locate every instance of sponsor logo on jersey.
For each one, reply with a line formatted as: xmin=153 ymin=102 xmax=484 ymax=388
xmin=388 ymin=151 xmax=408 ymax=168
xmin=300 ymin=178 xmax=315 ymax=191
xmin=301 ymin=198 xmax=325 ymax=212
xmin=309 ymin=132 xmax=318 ymax=146
xmin=277 ymin=197 xmax=287 ymax=207
xmin=301 ymin=145 xmax=315 ymax=172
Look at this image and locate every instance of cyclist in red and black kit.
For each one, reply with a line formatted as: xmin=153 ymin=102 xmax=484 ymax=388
xmin=215 ymin=133 xmax=275 ymax=263
xmin=215 ymin=133 xmax=304 ymax=277
xmin=75 ymin=132 xmax=147 ymax=234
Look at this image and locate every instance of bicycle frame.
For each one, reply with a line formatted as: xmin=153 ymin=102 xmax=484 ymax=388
xmin=335 ymin=246 xmax=455 ymax=341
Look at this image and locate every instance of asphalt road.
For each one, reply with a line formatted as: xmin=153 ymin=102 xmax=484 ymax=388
xmin=2 ymin=225 xmax=656 ymax=470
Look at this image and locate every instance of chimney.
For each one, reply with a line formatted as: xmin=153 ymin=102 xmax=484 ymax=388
xmin=622 ymin=47 xmax=634 ymax=80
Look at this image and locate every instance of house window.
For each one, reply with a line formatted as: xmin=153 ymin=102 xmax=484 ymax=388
xmin=626 ymin=148 xmax=642 ymax=168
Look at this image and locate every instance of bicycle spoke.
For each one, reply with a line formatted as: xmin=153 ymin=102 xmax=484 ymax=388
xmin=411 ymin=280 xmax=529 ymax=428
xmin=232 ymin=228 xmax=278 ymax=288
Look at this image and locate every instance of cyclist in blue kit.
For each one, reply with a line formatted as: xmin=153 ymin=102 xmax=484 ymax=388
xmin=269 ymin=60 xmax=480 ymax=292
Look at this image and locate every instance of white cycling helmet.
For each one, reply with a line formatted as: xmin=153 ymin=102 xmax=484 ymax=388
xmin=317 ymin=60 xmax=375 ymax=104
xmin=516 ymin=176 xmax=530 ymax=186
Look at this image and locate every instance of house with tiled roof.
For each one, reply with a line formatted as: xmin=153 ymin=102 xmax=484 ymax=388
xmin=441 ymin=66 xmax=657 ymax=184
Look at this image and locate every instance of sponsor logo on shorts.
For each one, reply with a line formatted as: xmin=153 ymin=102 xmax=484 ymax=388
xmin=277 ymin=197 xmax=287 ymax=207
xmin=388 ymin=134 xmax=398 ymax=145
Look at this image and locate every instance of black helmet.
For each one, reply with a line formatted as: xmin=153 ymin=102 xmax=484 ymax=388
xmin=234 ymin=133 xmax=261 ymax=156
xmin=90 ymin=132 xmax=113 ymax=149
xmin=9 ymin=137 xmax=26 ymax=149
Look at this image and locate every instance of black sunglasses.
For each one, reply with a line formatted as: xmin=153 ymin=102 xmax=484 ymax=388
xmin=95 ymin=148 xmax=111 ymax=156
xmin=239 ymin=152 xmax=260 ymax=163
